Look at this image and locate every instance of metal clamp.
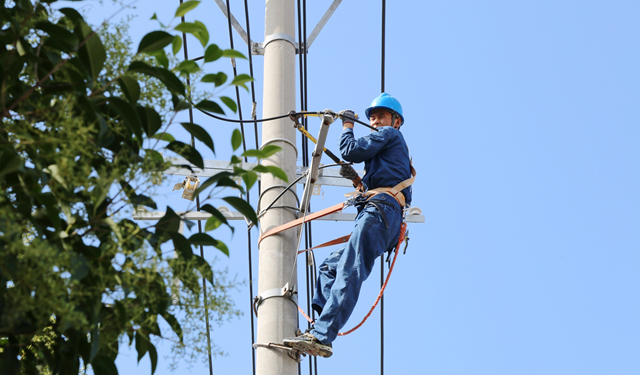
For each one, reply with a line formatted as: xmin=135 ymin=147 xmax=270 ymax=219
xmin=253 ymin=33 xmax=299 ymax=55
xmin=253 ymin=283 xmax=298 ymax=317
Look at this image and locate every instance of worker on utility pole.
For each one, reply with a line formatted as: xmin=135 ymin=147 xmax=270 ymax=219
xmin=284 ymin=93 xmax=414 ymax=358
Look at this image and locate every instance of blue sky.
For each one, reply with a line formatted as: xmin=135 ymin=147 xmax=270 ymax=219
xmin=82 ymin=0 xmax=640 ymax=374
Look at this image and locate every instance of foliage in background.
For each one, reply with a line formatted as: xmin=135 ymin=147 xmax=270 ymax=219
xmin=0 ymin=0 xmax=282 ymax=374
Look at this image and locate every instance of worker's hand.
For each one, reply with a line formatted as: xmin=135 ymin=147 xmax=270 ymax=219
xmin=338 ymin=109 xmax=356 ymax=125
xmin=339 ymin=164 xmax=359 ymax=180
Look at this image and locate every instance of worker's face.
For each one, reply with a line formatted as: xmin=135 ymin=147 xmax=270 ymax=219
xmin=369 ymin=109 xmax=401 ymax=130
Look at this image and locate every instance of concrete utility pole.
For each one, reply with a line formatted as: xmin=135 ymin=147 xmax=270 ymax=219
xmin=256 ymin=1 xmax=298 ymax=375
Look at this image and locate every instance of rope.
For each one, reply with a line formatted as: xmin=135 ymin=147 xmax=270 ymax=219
xmin=339 ymin=222 xmax=405 ymax=336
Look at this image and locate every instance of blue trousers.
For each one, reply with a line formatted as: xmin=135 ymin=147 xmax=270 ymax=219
xmin=310 ymin=193 xmax=402 ymax=344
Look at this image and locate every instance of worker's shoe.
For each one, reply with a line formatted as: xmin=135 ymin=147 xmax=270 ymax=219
xmin=283 ymin=332 xmax=332 ymax=358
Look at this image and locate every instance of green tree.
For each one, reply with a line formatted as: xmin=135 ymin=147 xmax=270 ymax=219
xmin=0 ymin=1 xmax=282 ymax=374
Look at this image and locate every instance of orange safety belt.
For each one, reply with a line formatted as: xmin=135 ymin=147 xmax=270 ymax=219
xmin=257 ymin=202 xmax=345 ymax=247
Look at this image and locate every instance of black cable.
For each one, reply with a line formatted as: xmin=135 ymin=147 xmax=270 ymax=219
xmin=380 ymin=1 xmax=386 ymax=374
xmin=302 ymin=3 xmax=317 ymax=373
xmin=196 ymin=107 xmax=377 ymax=131
xmin=221 ymin=3 xmax=257 ymax=375
xmin=179 ymin=2 xmax=214 ymax=375
xmin=241 ymin=2 xmax=258 ymax=374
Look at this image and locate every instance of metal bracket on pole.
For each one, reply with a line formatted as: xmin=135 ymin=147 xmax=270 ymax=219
xmin=253 ymin=283 xmax=298 ymax=317
xmin=214 ymin=0 xmax=252 ymax=47
xmin=252 ymin=342 xmax=304 ymax=362
xmin=214 ymin=0 xmax=342 ymax=55
xmin=306 ymin=0 xmax=343 ymax=51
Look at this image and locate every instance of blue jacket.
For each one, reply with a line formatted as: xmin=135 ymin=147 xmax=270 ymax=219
xmin=339 ymin=127 xmax=412 ymax=207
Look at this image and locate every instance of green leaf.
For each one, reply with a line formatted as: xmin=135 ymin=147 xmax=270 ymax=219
xmin=170 ymin=231 xmax=193 ymax=259
xmin=76 ymin=22 xmax=106 ymax=79
xmin=138 ymin=31 xmax=174 ymax=53
xmin=242 ymin=170 xmax=258 ymax=190
xmin=193 ymin=21 xmax=209 ymax=46
xmin=172 ymin=35 xmax=182 ymax=55
xmin=220 ymin=96 xmax=237 ymax=113
xmin=222 ymin=49 xmax=247 ymax=59
xmin=35 ymin=21 xmax=78 ymax=52
xmin=241 ymin=145 xmax=282 ymax=159
xmin=174 ymin=21 xmax=208 ymax=47
xmin=15 ymin=40 xmax=26 ymax=56
xmin=181 ymin=122 xmax=215 ymax=154
xmin=131 ymin=194 xmax=157 ymax=209
xmin=195 ymin=99 xmax=225 ymax=115
xmin=166 ymin=141 xmax=204 ymax=169
xmin=230 ymin=73 xmax=254 ymax=91
xmin=149 ymin=49 xmax=169 ymax=68
xmin=201 ymin=72 xmax=227 ymax=87
xmin=231 ymin=129 xmax=242 ymax=151
xmin=193 ymin=174 xmax=236 ymax=198
xmin=189 ymin=232 xmax=219 ymax=246
xmin=214 ymin=241 xmax=230 ymax=256
xmin=151 ymin=132 xmax=175 ymax=142
xmin=137 ymin=106 xmax=163 ymax=136
xmin=59 ymin=8 xmax=84 ymax=24
xmin=205 ymin=216 xmax=222 ymax=231
xmin=144 ymin=149 xmax=165 ymax=165
xmin=155 ymin=207 xmax=181 ymax=235
xmin=175 ymin=60 xmax=199 ymax=75
xmin=171 ymin=94 xmax=192 ymax=112
xmin=70 ymin=254 xmax=89 ymax=281
xmin=253 ymin=165 xmax=288 ymax=183
xmin=128 ymin=61 xmax=185 ymax=95
xmin=109 ymin=97 xmax=143 ymax=145
xmin=90 ymin=327 xmax=100 ymax=361
xmin=118 ymin=75 xmax=140 ymax=104
xmin=175 ymin=0 xmax=201 ymax=17
xmin=222 ymin=196 xmax=258 ymax=225
xmin=204 ymin=44 xmax=223 ymax=62
xmin=193 ymin=254 xmax=215 ymax=282
xmin=0 ymin=153 xmax=22 ymax=179
xmin=161 ymin=312 xmax=183 ymax=342
xmin=91 ymin=356 xmax=118 ymax=375
xmin=148 ymin=343 xmax=158 ymax=375
xmin=135 ymin=331 xmax=149 ymax=363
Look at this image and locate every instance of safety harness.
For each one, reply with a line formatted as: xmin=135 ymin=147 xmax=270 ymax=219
xmin=258 ymin=165 xmax=416 ymax=246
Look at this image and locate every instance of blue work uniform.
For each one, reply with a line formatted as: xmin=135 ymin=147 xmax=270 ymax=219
xmin=310 ymin=126 xmax=412 ymax=344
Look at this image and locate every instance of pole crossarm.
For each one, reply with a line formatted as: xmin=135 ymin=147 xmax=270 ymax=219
xmin=165 ymin=156 xmax=359 ymax=187
xmin=131 ymin=208 xmax=425 ymax=223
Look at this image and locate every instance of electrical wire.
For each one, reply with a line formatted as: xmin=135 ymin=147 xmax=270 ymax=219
xmin=178 ymin=2 xmax=214 ymax=375
xmin=221 ymin=2 xmax=257 ymax=374
xmin=380 ymin=2 xmax=387 ymax=374
xmin=196 ymin=107 xmax=377 ymax=131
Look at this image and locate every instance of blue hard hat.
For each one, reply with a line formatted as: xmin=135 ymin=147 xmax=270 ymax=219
xmin=365 ymin=93 xmax=404 ymax=125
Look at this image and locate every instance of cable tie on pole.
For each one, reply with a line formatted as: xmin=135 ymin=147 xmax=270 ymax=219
xmin=251 ymin=102 xmax=257 ymax=120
